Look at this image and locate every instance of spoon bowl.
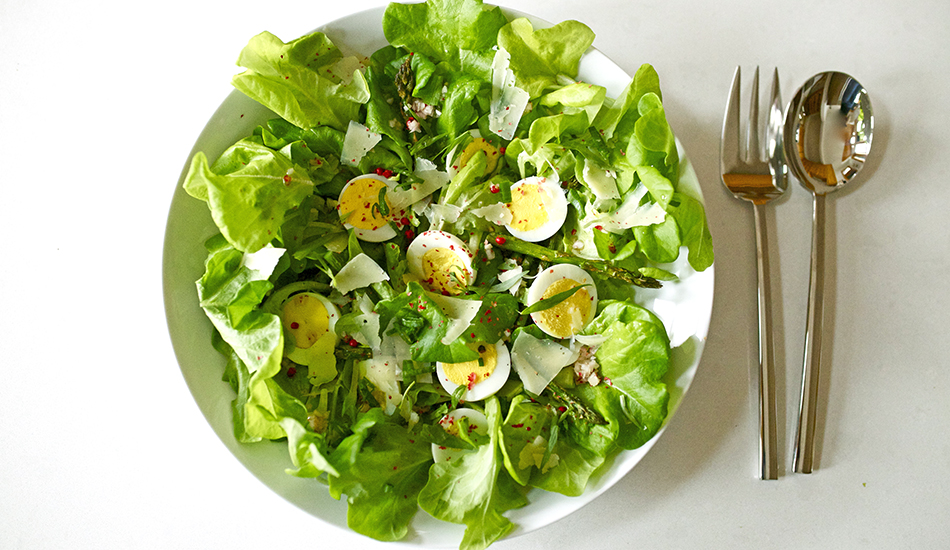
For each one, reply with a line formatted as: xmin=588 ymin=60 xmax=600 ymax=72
xmin=785 ymin=71 xmax=874 ymax=194
xmin=784 ymin=71 xmax=874 ymax=473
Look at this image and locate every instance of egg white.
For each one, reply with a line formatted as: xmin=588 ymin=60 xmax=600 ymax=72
xmin=504 ymin=175 xmax=568 ymax=242
xmin=337 ymin=173 xmax=397 ymax=242
xmin=406 ymin=230 xmax=476 ymax=295
xmin=436 ymin=340 xmax=511 ymax=402
xmin=526 ymin=264 xmax=598 ymax=338
xmin=430 ymin=408 xmax=489 ymax=463
xmin=281 ymin=292 xmax=341 ymax=384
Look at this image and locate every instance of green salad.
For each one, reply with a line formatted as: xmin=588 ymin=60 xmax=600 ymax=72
xmin=181 ymin=0 xmax=713 ymax=548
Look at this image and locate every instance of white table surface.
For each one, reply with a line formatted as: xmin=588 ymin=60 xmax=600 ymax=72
xmin=3 ymin=0 xmax=949 ymax=548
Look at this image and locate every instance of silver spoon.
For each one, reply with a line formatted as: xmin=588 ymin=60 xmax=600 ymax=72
xmin=784 ymin=71 xmax=874 ymax=473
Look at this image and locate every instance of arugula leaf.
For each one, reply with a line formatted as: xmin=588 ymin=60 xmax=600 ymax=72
xmin=375 ymin=282 xmax=480 ymax=363
xmin=521 ymin=283 xmax=590 ymax=315
xmin=279 ymin=416 xmax=339 ymax=478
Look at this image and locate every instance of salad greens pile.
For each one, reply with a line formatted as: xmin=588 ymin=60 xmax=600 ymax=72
xmin=181 ymin=1 xmax=713 ymax=548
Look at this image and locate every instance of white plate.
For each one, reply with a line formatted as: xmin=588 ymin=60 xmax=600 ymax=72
xmin=163 ymin=6 xmax=714 ymax=548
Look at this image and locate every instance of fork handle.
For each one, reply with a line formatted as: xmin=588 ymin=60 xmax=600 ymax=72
xmin=793 ymin=193 xmax=826 ymax=473
xmin=753 ymin=201 xmax=779 ymax=480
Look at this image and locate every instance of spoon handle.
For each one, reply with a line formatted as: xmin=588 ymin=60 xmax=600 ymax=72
xmin=753 ymin=202 xmax=779 ymax=480
xmin=793 ymin=193 xmax=826 ymax=473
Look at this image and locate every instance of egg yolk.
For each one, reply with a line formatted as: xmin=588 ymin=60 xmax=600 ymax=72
xmin=442 ymin=344 xmax=497 ymax=389
xmin=507 ymin=182 xmax=551 ymax=233
xmin=282 ymin=294 xmax=330 ymax=349
xmin=422 ymin=248 xmax=470 ymax=295
xmin=338 ymin=176 xmax=389 ymax=230
xmin=534 ymin=278 xmax=591 ymax=337
xmin=457 ymin=138 xmax=499 ymax=175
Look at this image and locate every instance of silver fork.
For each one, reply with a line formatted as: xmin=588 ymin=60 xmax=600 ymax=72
xmin=720 ymin=66 xmax=787 ymax=480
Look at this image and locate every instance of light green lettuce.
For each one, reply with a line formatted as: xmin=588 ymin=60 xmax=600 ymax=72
xmin=328 ymin=409 xmax=433 ymax=541
xmin=581 ymin=300 xmax=671 ymax=449
xmin=232 ymin=31 xmax=370 ymax=131
xmin=499 ymin=395 xmax=604 ymax=497
xmin=497 ymin=18 xmax=595 ymax=99
xmin=198 ymin=236 xmax=307 ymax=441
xmin=418 ymin=398 xmax=529 ymax=550
xmin=382 ymin=0 xmax=508 ymax=68
xmin=184 ymin=139 xmax=314 ymax=253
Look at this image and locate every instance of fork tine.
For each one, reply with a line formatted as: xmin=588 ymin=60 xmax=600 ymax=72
xmin=768 ymin=68 xmax=788 ymax=190
xmin=768 ymin=68 xmax=783 ymax=157
xmin=748 ymin=66 xmax=761 ymax=162
xmin=721 ymin=66 xmax=741 ymax=172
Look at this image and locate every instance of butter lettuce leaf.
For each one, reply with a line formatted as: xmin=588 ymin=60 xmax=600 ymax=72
xmin=419 ymin=398 xmax=528 ymax=550
xmin=184 ymin=139 xmax=314 ymax=253
xmin=382 ymin=0 xmax=508 ymax=68
xmin=328 ymin=409 xmax=433 ymax=542
xmin=669 ymin=192 xmax=715 ymax=272
xmin=582 ymin=300 xmax=671 ymax=448
xmin=232 ymin=31 xmax=370 ymax=131
xmin=497 ymin=18 xmax=595 ymax=99
xmin=499 ymin=395 xmax=604 ymax=496
xmin=198 ymin=236 xmax=307 ymax=441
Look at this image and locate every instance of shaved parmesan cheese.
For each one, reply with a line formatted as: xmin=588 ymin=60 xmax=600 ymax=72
xmin=426 ymin=292 xmax=482 ymax=345
xmin=326 ymin=56 xmax=366 ymax=85
xmin=341 ymin=120 xmax=382 ymax=167
xmin=423 ymin=203 xmax=462 ymax=228
xmin=574 ymin=333 xmax=607 ymax=348
xmin=582 ymin=183 xmax=667 ymax=234
xmin=241 ymin=245 xmax=285 ymax=275
xmin=332 ymin=253 xmax=389 ymax=295
xmin=388 ymin=158 xmax=450 ymax=211
xmin=489 ymin=47 xmax=530 ymax=140
xmin=359 ymin=357 xmax=402 ymax=415
xmin=489 ymin=265 xmax=523 ymax=294
xmin=470 ymin=202 xmax=513 ymax=226
xmin=581 ymin=160 xmax=620 ymax=202
xmin=510 ymin=331 xmax=580 ymax=395
xmin=350 ymin=293 xmax=382 ymax=352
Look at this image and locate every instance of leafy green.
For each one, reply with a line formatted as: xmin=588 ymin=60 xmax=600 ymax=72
xmin=582 ymin=300 xmax=671 ymax=448
xmin=197 ymin=236 xmax=307 ymax=440
xmin=669 ymin=192 xmax=715 ymax=271
xmin=375 ymin=282 xmax=480 ymax=363
xmin=232 ymin=31 xmax=370 ymax=131
xmin=328 ymin=409 xmax=433 ymax=541
xmin=419 ymin=398 xmax=528 ymax=550
xmin=497 ymin=18 xmax=595 ymax=99
xmin=383 ymin=0 xmax=508 ymax=68
xmin=184 ymin=139 xmax=314 ymax=253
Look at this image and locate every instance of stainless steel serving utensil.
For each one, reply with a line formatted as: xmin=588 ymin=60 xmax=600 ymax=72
xmin=721 ymin=66 xmax=786 ymax=480
xmin=784 ymin=71 xmax=873 ymax=473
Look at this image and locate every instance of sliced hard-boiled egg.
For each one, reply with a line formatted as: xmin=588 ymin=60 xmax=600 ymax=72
xmin=447 ymin=131 xmax=500 ymax=179
xmin=504 ymin=175 xmax=568 ymax=242
xmin=431 ymin=407 xmax=489 ymax=463
xmin=526 ymin=264 xmax=598 ymax=338
xmin=407 ymin=230 xmax=476 ymax=296
xmin=436 ymin=340 xmax=511 ymax=402
xmin=281 ymin=292 xmax=340 ymax=384
xmin=337 ymin=173 xmax=397 ymax=242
